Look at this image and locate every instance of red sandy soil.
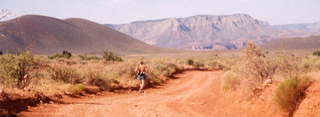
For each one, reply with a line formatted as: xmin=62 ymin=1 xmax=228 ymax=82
xmin=294 ymin=81 xmax=320 ymax=117
xmin=19 ymin=71 xmax=318 ymax=117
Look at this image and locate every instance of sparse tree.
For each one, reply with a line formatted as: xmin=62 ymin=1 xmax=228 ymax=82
xmin=243 ymin=42 xmax=277 ymax=84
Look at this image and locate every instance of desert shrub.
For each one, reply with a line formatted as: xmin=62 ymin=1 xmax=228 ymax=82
xmin=193 ymin=61 xmax=205 ymax=69
xmin=79 ymin=55 xmax=100 ymax=61
xmin=206 ymin=61 xmax=226 ymax=70
xmin=242 ymin=42 xmax=277 ymax=84
xmin=275 ymin=55 xmax=303 ymax=77
xmin=0 ymin=51 xmax=2 ymax=55
xmin=87 ymin=78 xmax=110 ymax=90
xmin=103 ymin=50 xmax=123 ymax=62
xmin=82 ymin=70 xmax=114 ymax=90
xmin=274 ymin=76 xmax=312 ymax=116
xmin=69 ymin=84 xmax=85 ymax=94
xmin=48 ymin=54 xmax=60 ymax=59
xmin=313 ymin=50 xmax=320 ymax=56
xmin=151 ymin=62 xmax=180 ymax=77
xmin=0 ymin=51 xmax=38 ymax=88
xmin=62 ymin=50 xmax=72 ymax=58
xmin=301 ymin=56 xmax=320 ymax=71
xmin=185 ymin=59 xmax=206 ymax=69
xmin=48 ymin=50 xmax=72 ymax=59
xmin=48 ymin=65 xmax=80 ymax=84
xmin=145 ymin=61 xmax=184 ymax=86
xmin=103 ymin=63 xmax=139 ymax=88
xmin=186 ymin=59 xmax=194 ymax=65
xmin=186 ymin=59 xmax=205 ymax=69
xmin=222 ymin=71 xmax=240 ymax=91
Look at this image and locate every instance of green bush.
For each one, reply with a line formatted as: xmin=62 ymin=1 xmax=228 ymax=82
xmin=103 ymin=50 xmax=123 ymax=62
xmin=186 ymin=59 xmax=194 ymax=65
xmin=186 ymin=59 xmax=206 ymax=69
xmin=274 ymin=76 xmax=312 ymax=115
xmin=48 ymin=65 xmax=80 ymax=84
xmin=48 ymin=50 xmax=72 ymax=59
xmin=62 ymin=50 xmax=72 ymax=58
xmin=0 ymin=51 xmax=38 ymax=88
xmin=313 ymin=50 xmax=320 ymax=56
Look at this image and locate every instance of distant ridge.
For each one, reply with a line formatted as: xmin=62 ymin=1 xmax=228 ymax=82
xmin=262 ymin=35 xmax=320 ymax=50
xmin=107 ymin=14 xmax=320 ymax=50
xmin=0 ymin=15 xmax=170 ymax=54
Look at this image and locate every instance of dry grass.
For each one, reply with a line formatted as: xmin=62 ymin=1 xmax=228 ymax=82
xmin=69 ymin=84 xmax=86 ymax=94
xmin=217 ymin=43 xmax=320 ymax=102
xmin=222 ymin=71 xmax=239 ymax=91
xmin=274 ymin=76 xmax=313 ymax=117
xmin=1 ymin=48 xmax=319 ymax=117
xmin=0 ymin=52 xmax=39 ymax=88
xmin=1 ymin=52 xmax=225 ymax=97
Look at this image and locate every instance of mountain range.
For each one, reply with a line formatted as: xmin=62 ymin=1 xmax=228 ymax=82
xmin=1 ymin=14 xmax=319 ymax=54
xmin=0 ymin=15 xmax=170 ymax=54
xmin=107 ymin=14 xmax=320 ymax=50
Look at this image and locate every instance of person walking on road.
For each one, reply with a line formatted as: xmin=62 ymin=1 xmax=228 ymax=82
xmin=135 ymin=61 xmax=148 ymax=93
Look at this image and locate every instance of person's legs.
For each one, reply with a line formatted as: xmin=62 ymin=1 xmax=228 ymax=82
xmin=139 ymin=79 xmax=145 ymax=93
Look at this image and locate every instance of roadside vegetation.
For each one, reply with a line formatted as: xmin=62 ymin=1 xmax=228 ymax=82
xmin=0 ymin=50 xmax=224 ymax=98
xmin=274 ymin=76 xmax=312 ymax=117
xmin=219 ymin=43 xmax=320 ymax=116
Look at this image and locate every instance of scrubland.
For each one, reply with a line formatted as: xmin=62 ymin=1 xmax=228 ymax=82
xmin=1 ymin=45 xmax=320 ymax=117
xmin=0 ymin=50 xmax=224 ymax=97
xmin=221 ymin=43 xmax=320 ymax=116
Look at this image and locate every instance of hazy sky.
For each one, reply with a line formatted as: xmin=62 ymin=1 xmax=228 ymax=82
xmin=1 ymin=0 xmax=319 ymax=25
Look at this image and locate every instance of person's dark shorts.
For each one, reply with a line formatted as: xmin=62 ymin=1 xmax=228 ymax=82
xmin=137 ymin=73 xmax=146 ymax=80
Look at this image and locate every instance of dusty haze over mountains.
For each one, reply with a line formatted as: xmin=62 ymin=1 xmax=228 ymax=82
xmin=108 ymin=14 xmax=320 ymax=50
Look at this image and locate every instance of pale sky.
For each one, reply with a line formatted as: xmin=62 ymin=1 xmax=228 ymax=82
xmin=1 ymin=0 xmax=320 ymax=25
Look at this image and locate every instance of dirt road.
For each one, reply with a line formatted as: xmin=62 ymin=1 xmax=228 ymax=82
xmin=21 ymin=71 xmax=232 ymax=117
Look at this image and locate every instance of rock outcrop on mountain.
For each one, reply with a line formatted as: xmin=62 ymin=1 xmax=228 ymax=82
xmin=108 ymin=14 xmax=320 ymax=50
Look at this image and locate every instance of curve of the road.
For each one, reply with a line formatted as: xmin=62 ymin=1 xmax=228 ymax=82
xmin=21 ymin=71 xmax=225 ymax=117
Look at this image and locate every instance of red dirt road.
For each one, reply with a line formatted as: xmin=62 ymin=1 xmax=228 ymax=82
xmin=21 ymin=71 xmax=286 ymax=117
xmin=21 ymin=71 xmax=225 ymax=117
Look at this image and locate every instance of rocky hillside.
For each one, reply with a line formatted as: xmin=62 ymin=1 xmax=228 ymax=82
xmin=108 ymin=14 xmax=320 ymax=50
xmin=0 ymin=15 xmax=170 ymax=54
